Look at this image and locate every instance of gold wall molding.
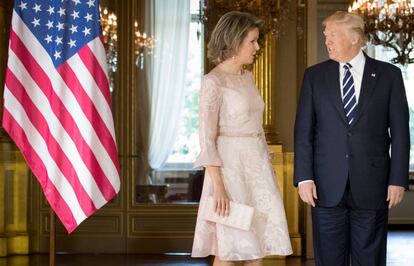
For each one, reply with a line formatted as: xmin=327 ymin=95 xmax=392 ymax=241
xmin=269 ymin=146 xmax=302 ymax=256
xmin=41 ymin=214 xmax=122 ymax=235
xmin=129 ymin=205 xmax=197 ymax=237
xmin=253 ymin=34 xmax=279 ymax=144
xmin=127 ymin=204 xmax=197 ymax=253
xmin=0 ymin=147 xmax=30 ymax=257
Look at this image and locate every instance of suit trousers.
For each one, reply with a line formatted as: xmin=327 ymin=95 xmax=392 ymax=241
xmin=311 ymin=182 xmax=388 ymax=266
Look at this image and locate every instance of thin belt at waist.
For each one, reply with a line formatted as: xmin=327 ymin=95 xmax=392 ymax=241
xmin=218 ymin=132 xmax=262 ymax=138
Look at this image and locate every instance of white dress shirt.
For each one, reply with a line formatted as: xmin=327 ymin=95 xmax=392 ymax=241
xmin=298 ymin=50 xmax=366 ymax=187
xmin=339 ymin=50 xmax=365 ymax=104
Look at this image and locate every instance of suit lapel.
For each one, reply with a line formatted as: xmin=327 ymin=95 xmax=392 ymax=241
xmin=350 ymin=55 xmax=379 ymax=128
xmin=326 ymin=60 xmax=348 ymax=124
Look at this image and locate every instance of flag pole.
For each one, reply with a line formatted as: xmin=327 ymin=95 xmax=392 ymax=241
xmin=49 ymin=208 xmax=56 ymax=266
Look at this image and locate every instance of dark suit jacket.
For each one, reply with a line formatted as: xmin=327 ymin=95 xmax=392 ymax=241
xmin=294 ymin=54 xmax=410 ymax=210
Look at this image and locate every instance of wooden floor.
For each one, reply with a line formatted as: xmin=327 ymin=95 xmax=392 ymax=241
xmin=0 ymin=255 xmax=313 ymax=266
xmin=1 ymin=231 xmax=413 ymax=266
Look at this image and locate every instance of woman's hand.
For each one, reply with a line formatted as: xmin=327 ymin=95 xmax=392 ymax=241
xmin=205 ymin=166 xmax=230 ymax=217
xmin=213 ymin=184 xmax=230 ymax=217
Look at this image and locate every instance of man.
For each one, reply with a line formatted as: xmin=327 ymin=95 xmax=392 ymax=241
xmin=294 ymin=11 xmax=409 ymax=266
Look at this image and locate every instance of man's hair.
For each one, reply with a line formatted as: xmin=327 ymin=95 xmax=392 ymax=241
xmin=207 ymin=11 xmax=263 ymax=65
xmin=323 ymin=11 xmax=366 ymax=46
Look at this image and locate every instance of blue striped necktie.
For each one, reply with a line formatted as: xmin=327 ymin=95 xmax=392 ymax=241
xmin=342 ymin=63 xmax=357 ymax=125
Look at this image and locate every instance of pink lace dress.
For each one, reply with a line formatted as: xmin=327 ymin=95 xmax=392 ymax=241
xmin=191 ymin=71 xmax=292 ymax=261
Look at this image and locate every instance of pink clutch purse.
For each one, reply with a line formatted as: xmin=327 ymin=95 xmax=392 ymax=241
xmin=199 ymin=196 xmax=254 ymax=231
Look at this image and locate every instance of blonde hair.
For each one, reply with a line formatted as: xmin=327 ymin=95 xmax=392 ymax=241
xmin=323 ymin=11 xmax=366 ymax=46
xmin=207 ymin=11 xmax=263 ymax=65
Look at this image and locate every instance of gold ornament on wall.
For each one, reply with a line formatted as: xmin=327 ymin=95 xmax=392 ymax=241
xmin=200 ymin=0 xmax=297 ymax=43
xmin=349 ymin=0 xmax=414 ymax=65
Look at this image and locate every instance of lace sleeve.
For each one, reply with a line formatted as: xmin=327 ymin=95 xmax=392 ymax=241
xmin=193 ymin=75 xmax=223 ymax=168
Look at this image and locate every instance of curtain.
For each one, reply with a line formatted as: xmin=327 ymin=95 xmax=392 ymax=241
xmin=146 ymin=0 xmax=191 ymax=169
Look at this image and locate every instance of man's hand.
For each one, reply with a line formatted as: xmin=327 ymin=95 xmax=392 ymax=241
xmin=298 ymin=182 xmax=318 ymax=207
xmin=387 ymin=185 xmax=405 ymax=208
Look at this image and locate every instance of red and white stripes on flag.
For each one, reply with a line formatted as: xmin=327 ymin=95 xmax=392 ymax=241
xmin=3 ymin=9 xmax=120 ymax=233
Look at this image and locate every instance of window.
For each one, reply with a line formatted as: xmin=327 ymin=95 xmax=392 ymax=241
xmin=368 ymin=46 xmax=414 ymax=170
xmin=141 ymin=0 xmax=204 ymax=204
xmin=164 ymin=0 xmax=204 ymax=168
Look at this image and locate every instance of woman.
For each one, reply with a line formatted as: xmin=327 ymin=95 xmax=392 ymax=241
xmin=191 ymin=11 xmax=292 ymax=266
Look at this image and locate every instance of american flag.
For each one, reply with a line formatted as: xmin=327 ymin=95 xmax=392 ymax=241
xmin=3 ymin=0 xmax=120 ymax=233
